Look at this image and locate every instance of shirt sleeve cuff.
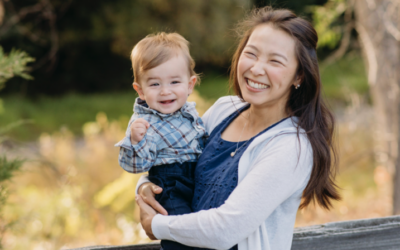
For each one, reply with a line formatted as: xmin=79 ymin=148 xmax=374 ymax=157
xmin=131 ymin=135 xmax=151 ymax=159
xmin=135 ymin=174 xmax=150 ymax=195
xmin=115 ymin=136 xmax=133 ymax=150
xmin=152 ymin=214 xmax=173 ymax=241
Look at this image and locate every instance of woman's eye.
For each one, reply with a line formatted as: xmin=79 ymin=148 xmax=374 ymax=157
xmin=245 ymin=51 xmax=256 ymax=57
xmin=271 ymin=60 xmax=282 ymax=65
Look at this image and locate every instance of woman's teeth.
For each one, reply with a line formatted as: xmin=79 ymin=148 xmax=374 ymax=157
xmin=247 ymin=79 xmax=269 ymax=89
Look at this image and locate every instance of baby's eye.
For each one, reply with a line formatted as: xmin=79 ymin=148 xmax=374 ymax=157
xmin=171 ymin=81 xmax=180 ymax=84
xmin=150 ymin=83 xmax=159 ymax=87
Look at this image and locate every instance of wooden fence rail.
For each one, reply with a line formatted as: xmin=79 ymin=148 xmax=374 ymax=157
xmin=72 ymin=215 xmax=400 ymax=250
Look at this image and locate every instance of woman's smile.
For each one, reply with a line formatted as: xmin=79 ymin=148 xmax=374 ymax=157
xmin=246 ymin=78 xmax=270 ymax=91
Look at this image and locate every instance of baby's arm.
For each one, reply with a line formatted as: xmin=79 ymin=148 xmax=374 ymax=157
xmin=116 ymin=116 xmax=157 ymax=173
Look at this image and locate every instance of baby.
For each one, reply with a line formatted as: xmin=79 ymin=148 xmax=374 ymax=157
xmin=115 ymin=32 xmax=207 ymax=250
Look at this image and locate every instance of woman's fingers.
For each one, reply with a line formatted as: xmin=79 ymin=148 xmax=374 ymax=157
xmin=136 ymin=195 xmax=157 ymax=240
xmin=145 ymin=196 xmax=168 ymax=215
xmin=142 ymin=188 xmax=168 ymax=215
xmin=138 ymin=183 xmax=168 ymax=215
xmin=152 ymin=185 xmax=163 ymax=194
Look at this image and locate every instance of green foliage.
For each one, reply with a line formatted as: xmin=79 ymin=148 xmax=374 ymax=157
xmin=0 ymin=157 xmax=23 ymax=249
xmin=0 ymin=47 xmax=35 ymax=89
xmin=320 ymin=53 xmax=368 ymax=101
xmin=91 ymin=0 xmax=250 ymax=66
xmin=0 ymin=46 xmax=33 ymax=249
xmin=0 ymin=156 xmax=23 ymax=184
xmin=308 ymin=0 xmax=347 ymax=48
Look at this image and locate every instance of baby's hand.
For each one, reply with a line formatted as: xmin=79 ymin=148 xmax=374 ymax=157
xmin=130 ymin=118 xmax=150 ymax=145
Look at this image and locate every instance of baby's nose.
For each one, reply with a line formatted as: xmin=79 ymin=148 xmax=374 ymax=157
xmin=160 ymin=87 xmax=172 ymax=95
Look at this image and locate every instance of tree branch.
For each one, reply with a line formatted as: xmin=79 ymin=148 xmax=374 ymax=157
xmin=0 ymin=2 xmax=45 ymax=36
xmin=323 ymin=0 xmax=355 ymax=65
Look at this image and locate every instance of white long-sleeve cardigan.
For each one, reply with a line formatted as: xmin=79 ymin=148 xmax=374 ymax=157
xmin=136 ymin=96 xmax=313 ymax=250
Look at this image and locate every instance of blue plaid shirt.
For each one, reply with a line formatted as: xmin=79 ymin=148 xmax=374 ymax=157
xmin=115 ymin=98 xmax=208 ymax=173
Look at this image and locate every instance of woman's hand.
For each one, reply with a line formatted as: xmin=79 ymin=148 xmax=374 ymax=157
xmin=136 ymin=194 xmax=157 ymax=240
xmin=138 ymin=182 xmax=168 ymax=215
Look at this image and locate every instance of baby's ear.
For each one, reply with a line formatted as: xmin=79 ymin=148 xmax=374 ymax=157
xmin=133 ymin=82 xmax=145 ymax=100
xmin=187 ymin=76 xmax=197 ymax=95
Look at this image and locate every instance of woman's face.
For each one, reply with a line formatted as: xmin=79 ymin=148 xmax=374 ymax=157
xmin=237 ymin=23 xmax=300 ymax=109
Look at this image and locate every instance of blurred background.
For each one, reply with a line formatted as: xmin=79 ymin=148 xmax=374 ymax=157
xmin=0 ymin=0 xmax=399 ymax=249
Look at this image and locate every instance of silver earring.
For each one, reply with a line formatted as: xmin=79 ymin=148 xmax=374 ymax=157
xmin=295 ymin=84 xmax=300 ymax=89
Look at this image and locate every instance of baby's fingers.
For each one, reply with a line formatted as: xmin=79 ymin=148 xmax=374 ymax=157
xmin=135 ymin=118 xmax=150 ymax=129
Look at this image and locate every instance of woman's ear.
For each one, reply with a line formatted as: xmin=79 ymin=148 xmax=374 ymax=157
xmin=133 ymin=82 xmax=145 ymax=100
xmin=293 ymin=71 xmax=304 ymax=88
xmin=187 ymin=75 xmax=197 ymax=95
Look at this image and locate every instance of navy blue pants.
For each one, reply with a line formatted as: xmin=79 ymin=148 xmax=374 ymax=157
xmin=148 ymin=162 xmax=196 ymax=250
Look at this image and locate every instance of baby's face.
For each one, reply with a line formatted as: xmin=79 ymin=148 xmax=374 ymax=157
xmin=134 ymin=55 xmax=196 ymax=114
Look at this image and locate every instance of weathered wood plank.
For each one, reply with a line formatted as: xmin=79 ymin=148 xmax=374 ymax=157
xmin=291 ymin=215 xmax=400 ymax=250
xmin=71 ymin=215 xmax=400 ymax=250
xmin=71 ymin=242 xmax=160 ymax=250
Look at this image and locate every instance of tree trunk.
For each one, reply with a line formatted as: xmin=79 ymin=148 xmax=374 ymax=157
xmin=354 ymin=0 xmax=400 ymax=215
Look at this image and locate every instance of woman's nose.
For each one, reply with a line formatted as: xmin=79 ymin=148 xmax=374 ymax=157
xmin=250 ymin=61 xmax=266 ymax=76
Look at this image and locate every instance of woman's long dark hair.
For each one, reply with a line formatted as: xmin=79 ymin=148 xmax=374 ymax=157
xmin=230 ymin=7 xmax=340 ymax=209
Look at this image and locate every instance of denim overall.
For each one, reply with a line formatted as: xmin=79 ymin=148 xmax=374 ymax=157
xmin=149 ymin=161 xmax=196 ymax=250
xmin=192 ymin=104 xmax=286 ymax=250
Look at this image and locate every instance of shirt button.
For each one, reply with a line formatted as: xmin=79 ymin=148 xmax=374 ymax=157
xmin=197 ymin=125 xmax=202 ymax=129
xmin=170 ymin=125 xmax=174 ymax=128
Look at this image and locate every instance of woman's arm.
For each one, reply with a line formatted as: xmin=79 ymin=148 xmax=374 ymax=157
xmin=141 ymin=134 xmax=313 ymax=249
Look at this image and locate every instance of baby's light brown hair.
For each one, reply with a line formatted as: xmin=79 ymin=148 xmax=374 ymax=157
xmin=131 ymin=32 xmax=199 ymax=84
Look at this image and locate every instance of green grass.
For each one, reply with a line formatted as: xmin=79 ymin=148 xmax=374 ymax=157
xmin=0 ymin=93 xmax=137 ymax=141
xmin=0 ymin=54 xmax=369 ymax=141
xmin=195 ymin=74 xmax=233 ymax=102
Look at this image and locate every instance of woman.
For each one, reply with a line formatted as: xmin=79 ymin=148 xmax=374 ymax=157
xmin=135 ymin=6 xmax=340 ymax=250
